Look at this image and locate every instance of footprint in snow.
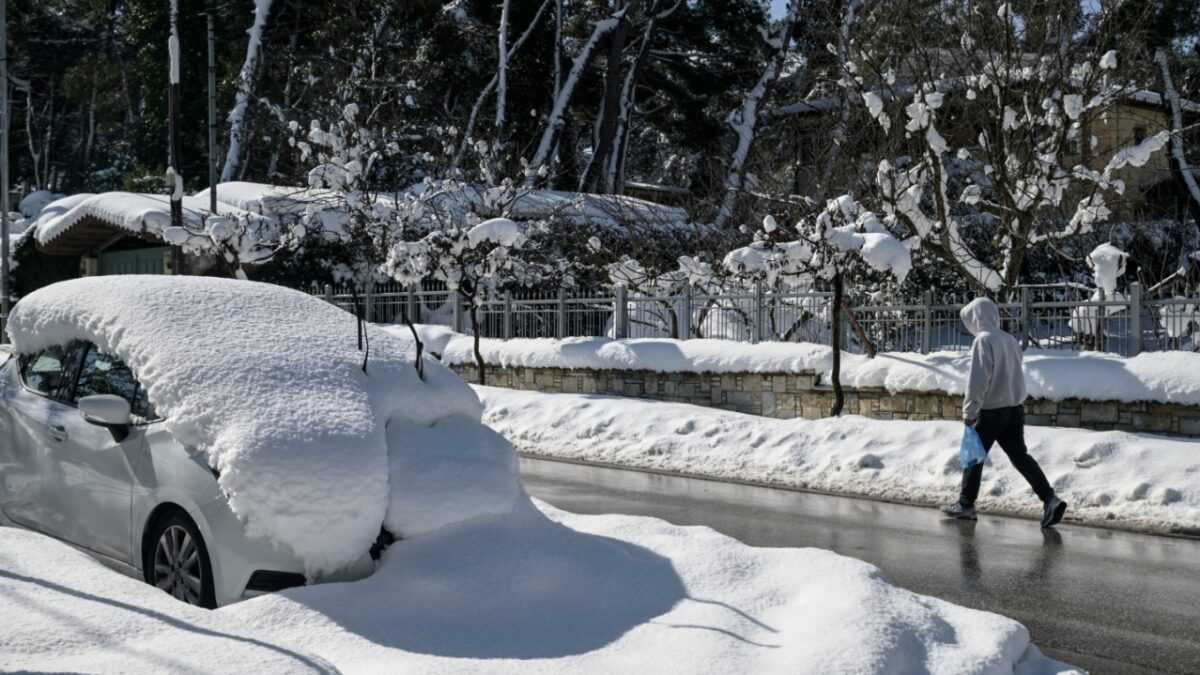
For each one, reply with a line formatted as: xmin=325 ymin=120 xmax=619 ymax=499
xmin=674 ymin=420 xmax=696 ymax=435
xmin=1074 ymin=442 xmax=1117 ymax=468
xmin=848 ymin=453 xmax=883 ymax=471
xmin=1149 ymin=487 xmax=1182 ymax=506
xmin=1125 ymin=481 xmax=1150 ymax=501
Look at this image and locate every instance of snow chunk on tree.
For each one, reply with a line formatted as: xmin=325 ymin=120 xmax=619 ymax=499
xmin=467 ymin=217 xmax=526 ymax=248
xmin=1087 ymin=243 xmax=1128 ymax=294
xmin=5 ymin=277 xmax=523 ymax=576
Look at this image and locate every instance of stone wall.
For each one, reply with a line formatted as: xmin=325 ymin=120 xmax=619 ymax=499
xmin=457 ymin=364 xmax=1200 ymax=438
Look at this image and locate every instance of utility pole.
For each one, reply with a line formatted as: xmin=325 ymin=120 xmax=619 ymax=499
xmin=207 ymin=1 xmax=218 ymax=213
xmin=1 ymin=0 xmax=10 ymax=342
xmin=169 ymin=0 xmax=184 ymax=273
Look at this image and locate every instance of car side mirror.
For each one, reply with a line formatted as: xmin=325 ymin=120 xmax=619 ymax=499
xmin=78 ymin=394 xmax=133 ymax=443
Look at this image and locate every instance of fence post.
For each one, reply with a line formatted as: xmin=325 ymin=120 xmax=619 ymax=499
xmin=1129 ymin=281 xmax=1142 ymax=357
xmin=921 ymin=290 xmax=933 ymax=354
xmin=681 ymin=284 xmax=693 ymax=339
xmin=614 ymin=285 xmax=628 ymax=339
xmin=751 ymin=281 xmax=764 ymax=344
xmin=407 ymin=285 xmax=417 ymax=323
xmin=324 ymin=283 xmax=333 ymax=305
xmin=364 ymin=281 xmax=374 ymax=323
xmin=504 ymin=292 xmax=513 ymax=340
xmin=1019 ymin=287 xmax=1031 ymax=350
xmin=556 ymin=288 xmax=567 ymax=339
xmin=452 ymin=292 xmax=463 ymax=332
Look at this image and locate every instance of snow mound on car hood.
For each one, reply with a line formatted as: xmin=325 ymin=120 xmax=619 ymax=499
xmin=6 ymin=276 xmax=525 ymax=575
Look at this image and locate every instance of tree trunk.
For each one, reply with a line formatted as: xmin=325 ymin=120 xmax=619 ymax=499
xmin=469 ymin=300 xmax=486 ymax=385
xmin=580 ymin=0 xmax=644 ymax=193
xmin=830 ymin=273 xmax=845 ymax=416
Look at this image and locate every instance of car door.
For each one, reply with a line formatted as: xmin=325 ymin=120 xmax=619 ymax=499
xmin=0 ymin=344 xmax=77 ymax=532
xmin=52 ymin=344 xmax=152 ymax=564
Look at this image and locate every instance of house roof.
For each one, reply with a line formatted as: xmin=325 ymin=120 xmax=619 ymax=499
xmin=199 ymin=181 xmax=699 ymax=234
xmin=31 ymin=192 xmax=250 ymax=256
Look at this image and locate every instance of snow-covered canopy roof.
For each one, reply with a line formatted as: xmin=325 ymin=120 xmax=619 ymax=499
xmin=6 ymin=276 xmax=522 ymax=575
xmin=30 ymin=192 xmax=251 ymax=256
xmin=199 ymin=181 xmax=697 ymax=234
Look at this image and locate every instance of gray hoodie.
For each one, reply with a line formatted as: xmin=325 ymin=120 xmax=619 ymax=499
xmin=960 ymin=297 xmax=1026 ymax=420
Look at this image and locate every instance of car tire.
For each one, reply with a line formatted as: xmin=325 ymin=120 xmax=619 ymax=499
xmin=143 ymin=510 xmax=217 ymax=609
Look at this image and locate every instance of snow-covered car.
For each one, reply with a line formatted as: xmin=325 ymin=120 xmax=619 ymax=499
xmin=1 ymin=276 xmax=521 ymax=609
xmin=0 ymin=339 xmax=374 ymax=607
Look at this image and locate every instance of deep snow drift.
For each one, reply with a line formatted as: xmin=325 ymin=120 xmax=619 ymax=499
xmin=5 ymin=277 xmax=523 ymax=575
xmin=419 ymin=331 xmax=1200 ymax=406
xmin=478 ymin=386 xmax=1200 ymax=535
xmin=0 ymin=528 xmax=333 ymax=674
xmin=0 ymin=506 xmax=1079 ymax=675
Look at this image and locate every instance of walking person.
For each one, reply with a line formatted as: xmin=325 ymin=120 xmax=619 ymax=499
xmin=941 ymin=298 xmax=1069 ymax=528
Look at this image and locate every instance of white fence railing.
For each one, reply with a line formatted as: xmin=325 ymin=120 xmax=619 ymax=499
xmin=311 ymin=281 xmax=1200 ymax=356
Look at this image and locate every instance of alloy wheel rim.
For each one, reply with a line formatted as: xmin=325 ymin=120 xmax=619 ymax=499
xmin=153 ymin=525 xmax=202 ymax=605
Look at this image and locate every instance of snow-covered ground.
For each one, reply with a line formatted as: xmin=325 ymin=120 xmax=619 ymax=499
xmin=1 ymin=504 xmax=1079 ymax=675
xmin=477 ymin=387 xmax=1200 ymax=535
xmin=414 ymin=331 xmax=1200 ymax=406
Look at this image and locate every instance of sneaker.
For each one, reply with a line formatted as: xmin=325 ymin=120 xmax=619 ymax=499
xmin=941 ymin=502 xmax=977 ymax=520
xmin=1041 ymin=496 xmax=1068 ymax=528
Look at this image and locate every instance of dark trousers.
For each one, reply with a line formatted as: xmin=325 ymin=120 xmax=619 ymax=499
xmin=960 ymin=405 xmax=1055 ymax=507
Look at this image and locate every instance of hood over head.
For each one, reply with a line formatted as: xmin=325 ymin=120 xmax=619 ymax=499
xmin=960 ymin=297 xmax=1001 ymax=336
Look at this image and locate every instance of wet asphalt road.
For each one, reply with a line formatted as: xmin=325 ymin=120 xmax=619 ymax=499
xmin=519 ymin=456 xmax=1200 ymax=675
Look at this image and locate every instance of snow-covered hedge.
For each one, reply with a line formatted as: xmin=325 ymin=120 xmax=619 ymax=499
xmin=7 ymin=277 xmax=525 ymax=575
xmin=401 ymin=328 xmax=1200 ymax=406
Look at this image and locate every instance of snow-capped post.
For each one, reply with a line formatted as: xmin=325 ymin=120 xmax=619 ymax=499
xmin=0 ymin=0 xmax=8 ymax=340
xmin=167 ymin=0 xmax=184 ymax=244
xmin=614 ymin=284 xmax=628 ymax=339
xmin=681 ymin=283 xmax=693 ymax=339
xmin=556 ymin=287 xmax=567 ymax=340
xmin=207 ymin=0 xmax=218 ymax=213
xmin=323 ymin=283 xmax=333 ymax=305
xmin=751 ymin=280 xmax=764 ymax=344
xmin=1019 ymin=287 xmax=1031 ymax=350
xmin=921 ymin=290 xmax=933 ymax=354
xmin=503 ymin=292 xmax=513 ymax=340
xmin=1130 ymin=281 xmax=1143 ymax=356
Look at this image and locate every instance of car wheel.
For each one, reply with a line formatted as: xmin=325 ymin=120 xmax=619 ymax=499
xmin=144 ymin=511 xmax=216 ymax=609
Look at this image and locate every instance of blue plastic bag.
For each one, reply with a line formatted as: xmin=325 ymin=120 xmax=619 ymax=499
xmin=960 ymin=426 xmax=987 ymax=469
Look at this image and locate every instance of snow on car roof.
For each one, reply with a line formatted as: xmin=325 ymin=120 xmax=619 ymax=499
xmin=31 ymin=192 xmax=252 ymax=248
xmin=6 ymin=276 xmax=522 ymax=575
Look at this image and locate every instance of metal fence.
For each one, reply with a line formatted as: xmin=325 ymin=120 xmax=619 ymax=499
xmin=312 ymin=281 xmax=1200 ymax=356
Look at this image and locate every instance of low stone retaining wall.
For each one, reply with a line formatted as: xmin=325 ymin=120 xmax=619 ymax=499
xmin=455 ymin=364 xmax=1200 ymax=438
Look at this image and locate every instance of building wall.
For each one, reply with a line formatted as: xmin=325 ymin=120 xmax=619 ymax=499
xmin=455 ymin=364 xmax=1200 ymax=438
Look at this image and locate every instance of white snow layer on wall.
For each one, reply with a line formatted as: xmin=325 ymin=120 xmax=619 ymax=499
xmin=31 ymin=192 xmax=252 ymax=247
xmin=406 ymin=331 xmax=1200 ymax=406
xmin=478 ymin=387 xmax=1200 ymax=534
xmin=6 ymin=277 xmax=525 ymax=575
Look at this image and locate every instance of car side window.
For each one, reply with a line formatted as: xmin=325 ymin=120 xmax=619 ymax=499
xmin=72 ymin=346 xmax=157 ymax=422
xmin=20 ymin=345 xmax=73 ymax=399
